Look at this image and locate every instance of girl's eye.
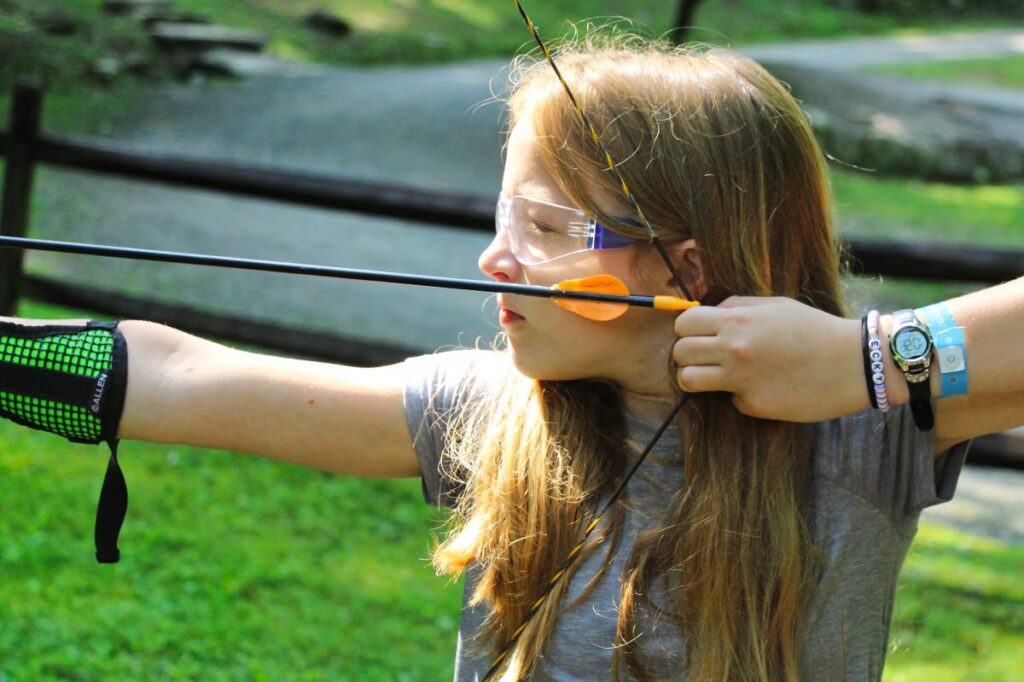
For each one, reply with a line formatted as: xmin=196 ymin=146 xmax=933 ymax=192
xmin=526 ymin=221 xmax=558 ymax=236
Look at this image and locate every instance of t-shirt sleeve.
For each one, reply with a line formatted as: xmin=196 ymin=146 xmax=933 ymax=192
xmin=815 ymin=401 xmax=971 ymax=531
xmin=401 ymin=350 xmax=503 ymax=509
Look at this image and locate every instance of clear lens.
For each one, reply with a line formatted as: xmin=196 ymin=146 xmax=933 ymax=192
xmin=495 ymin=195 xmax=599 ymax=265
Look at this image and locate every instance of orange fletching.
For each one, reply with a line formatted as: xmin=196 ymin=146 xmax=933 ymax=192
xmin=551 ymin=275 xmax=630 ymax=321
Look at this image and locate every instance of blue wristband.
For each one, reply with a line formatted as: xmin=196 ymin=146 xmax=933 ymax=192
xmin=916 ymin=302 xmax=968 ymax=397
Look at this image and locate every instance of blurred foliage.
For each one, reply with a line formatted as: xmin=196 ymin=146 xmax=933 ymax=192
xmin=0 ymin=0 xmax=156 ymax=90
xmin=1 ymin=0 xmax=1018 ymax=134
xmin=0 ymin=0 xmax=1016 ymax=88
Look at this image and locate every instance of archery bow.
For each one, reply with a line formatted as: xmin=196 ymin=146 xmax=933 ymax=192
xmin=479 ymin=3 xmax=702 ymax=679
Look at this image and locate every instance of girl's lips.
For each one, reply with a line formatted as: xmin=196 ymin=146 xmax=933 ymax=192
xmin=499 ymin=307 xmax=525 ymax=325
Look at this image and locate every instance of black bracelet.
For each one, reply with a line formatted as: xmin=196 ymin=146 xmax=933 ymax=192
xmin=861 ymin=314 xmax=879 ymax=409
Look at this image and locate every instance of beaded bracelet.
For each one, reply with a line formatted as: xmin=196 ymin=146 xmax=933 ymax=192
xmin=868 ymin=311 xmax=892 ymax=411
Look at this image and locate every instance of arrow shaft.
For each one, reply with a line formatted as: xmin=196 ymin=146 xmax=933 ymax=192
xmin=0 ymin=236 xmax=658 ymax=308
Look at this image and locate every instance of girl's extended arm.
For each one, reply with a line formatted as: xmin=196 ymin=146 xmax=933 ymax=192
xmin=672 ymin=276 xmax=1024 ymax=453
xmin=0 ymin=317 xmax=421 ymax=478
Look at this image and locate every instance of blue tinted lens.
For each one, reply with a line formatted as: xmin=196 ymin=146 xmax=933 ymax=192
xmin=591 ymin=222 xmax=640 ymax=250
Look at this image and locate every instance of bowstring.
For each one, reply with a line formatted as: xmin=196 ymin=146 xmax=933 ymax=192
xmin=480 ymin=4 xmax=696 ymax=679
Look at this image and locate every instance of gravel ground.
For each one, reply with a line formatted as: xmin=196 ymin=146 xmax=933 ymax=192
xmin=922 ymin=463 xmax=1024 ymax=546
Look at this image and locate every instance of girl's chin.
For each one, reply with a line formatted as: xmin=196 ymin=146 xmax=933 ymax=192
xmin=506 ymin=346 xmax=594 ymax=382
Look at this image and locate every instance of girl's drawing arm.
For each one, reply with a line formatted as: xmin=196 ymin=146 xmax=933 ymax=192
xmin=673 ymin=275 xmax=1024 ymax=456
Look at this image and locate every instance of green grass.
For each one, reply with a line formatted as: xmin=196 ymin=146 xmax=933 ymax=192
xmin=832 ymin=169 xmax=1024 ymax=247
xmin=0 ymin=309 xmax=462 ymax=678
xmin=869 ymin=55 xmax=1024 ymax=90
xmin=827 ymin=169 xmax=1024 ymax=312
xmin=1 ymin=301 xmax=1020 ymax=679
xmin=884 ymin=524 xmax=1024 ymax=681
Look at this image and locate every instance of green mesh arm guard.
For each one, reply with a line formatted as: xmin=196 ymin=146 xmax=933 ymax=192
xmin=0 ymin=319 xmax=129 ymax=563
xmin=0 ymin=321 xmax=126 ymax=442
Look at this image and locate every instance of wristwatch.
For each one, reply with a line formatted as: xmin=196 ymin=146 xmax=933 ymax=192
xmin=888 ymin=308 xmax=935 ymax=431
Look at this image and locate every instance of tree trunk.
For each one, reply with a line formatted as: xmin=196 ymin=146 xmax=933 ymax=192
xmin=668 ymin=0 xmax=707 ymax=45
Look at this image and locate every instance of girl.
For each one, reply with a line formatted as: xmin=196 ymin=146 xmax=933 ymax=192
xmin=2 ymin=33 xmax=1022 ymax=681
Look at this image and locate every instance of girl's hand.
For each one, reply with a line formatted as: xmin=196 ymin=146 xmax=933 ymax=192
xmin=672 ymin=296 xmax=868 ymax=423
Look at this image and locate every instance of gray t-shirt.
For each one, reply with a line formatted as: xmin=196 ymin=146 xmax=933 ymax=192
xmin=402 ymin=350 xmax=971 ymax=681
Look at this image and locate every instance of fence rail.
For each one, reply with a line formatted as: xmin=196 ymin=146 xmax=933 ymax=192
xmin=25 ymin=133 xmax=496 ymax=230
xmin=2 ymin=80 xmax=1022 ymax=465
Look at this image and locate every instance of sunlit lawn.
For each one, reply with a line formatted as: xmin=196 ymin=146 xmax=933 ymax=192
xmin=884 ymin=525 xmax=1024 ymax=681
xmin=0 ymin=386 xmax=461 ymax=680
xmin=832 ymin=170 xmax=1023 ymax=247
xmin=2 ymin=299 xmax=1022 ymax=679
xmin=827 ymin=170 xmax=1023 ymax=313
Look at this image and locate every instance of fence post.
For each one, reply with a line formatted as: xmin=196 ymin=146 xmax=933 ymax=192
xmin=0 ymin=80 xmax=43 ymax=316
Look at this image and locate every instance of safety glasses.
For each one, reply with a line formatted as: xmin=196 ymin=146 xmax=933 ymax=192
xmin=495 ymin=194 xmax=642 ymax=265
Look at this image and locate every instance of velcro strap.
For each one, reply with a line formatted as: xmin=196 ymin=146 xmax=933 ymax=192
xmin=0 ymin=360 xmax=100 ymax=407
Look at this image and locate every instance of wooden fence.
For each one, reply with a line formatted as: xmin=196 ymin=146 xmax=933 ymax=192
xmin=2 ymin=80 xmax=1021 ymax=464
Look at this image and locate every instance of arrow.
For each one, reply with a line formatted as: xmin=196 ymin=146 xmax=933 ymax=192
xmin=0 ymin=236 xmax=699 ymax=322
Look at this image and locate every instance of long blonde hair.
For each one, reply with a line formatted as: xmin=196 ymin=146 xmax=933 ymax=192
xmin=433 ymin=31 xmax=847 ymax=681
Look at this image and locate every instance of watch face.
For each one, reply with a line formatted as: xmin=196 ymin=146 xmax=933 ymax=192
xmin=895 ymin=328 xmax=930 ymax=359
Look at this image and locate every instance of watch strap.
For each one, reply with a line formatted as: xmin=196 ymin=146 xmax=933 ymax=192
xmin=907 ymin=379 xmax=934 ymax=431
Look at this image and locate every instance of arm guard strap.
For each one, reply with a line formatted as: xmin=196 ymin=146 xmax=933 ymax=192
xmin=0 ymin=319 xmax=129 ymax=563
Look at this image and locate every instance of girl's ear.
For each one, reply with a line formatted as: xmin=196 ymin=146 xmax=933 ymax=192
xmin=666 ymin=238 xmax=707 ymax=301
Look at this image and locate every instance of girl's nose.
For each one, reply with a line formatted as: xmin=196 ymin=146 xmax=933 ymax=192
xmin=478 ymin=229 xmax=522 ymax=282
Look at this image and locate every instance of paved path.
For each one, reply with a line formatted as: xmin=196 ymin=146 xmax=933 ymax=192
xmin=742 ymin=28 xmax=1024 ymax=70
xmin=746 ymin=29 xmax=1024 ymax=113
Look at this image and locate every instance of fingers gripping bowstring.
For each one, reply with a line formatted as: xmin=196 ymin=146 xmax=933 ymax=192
xmin=481 ymin=4 xmax=694 ymax=680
